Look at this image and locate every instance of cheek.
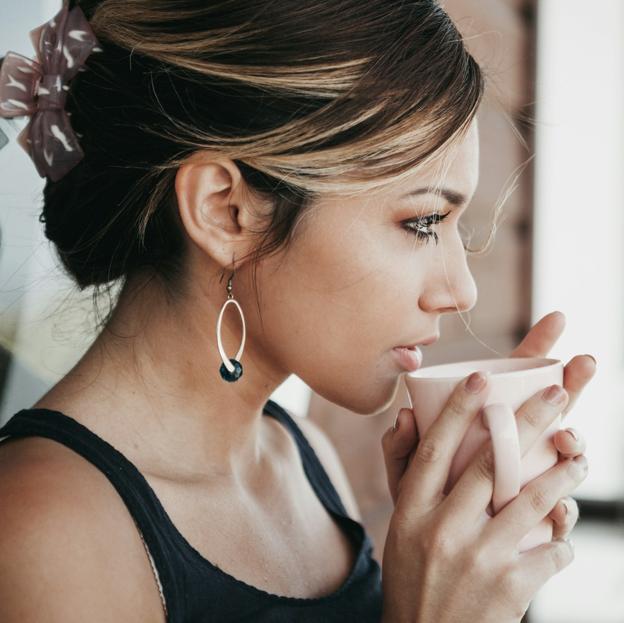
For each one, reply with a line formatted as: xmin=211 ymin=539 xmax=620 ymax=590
xmin=256 ymin=220 xmax=424 ymax=413
xmin=286 ymin=223 xmax=390 ymax=343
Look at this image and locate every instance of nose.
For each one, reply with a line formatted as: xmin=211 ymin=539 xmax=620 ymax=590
xmin=419 ymin=241 xmax=478 ymax=315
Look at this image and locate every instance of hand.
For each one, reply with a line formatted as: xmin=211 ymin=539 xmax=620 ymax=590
xmin=383 ymin=310 xmax=597 ymax=522
xmin=508 ymin=311 xmax=594 ymax=540
xmin=380 ymin=368 xmax=587 ymax=623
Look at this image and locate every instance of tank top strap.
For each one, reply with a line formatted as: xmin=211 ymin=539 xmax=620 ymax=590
xmin=0 ymin=408 xmax=184 ymax=622
xmin=262 ymin=399 xmax=350 ymax=519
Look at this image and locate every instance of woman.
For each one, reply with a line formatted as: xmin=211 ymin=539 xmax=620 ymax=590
xmin=0 ymin=0 xmax=594 ymax=621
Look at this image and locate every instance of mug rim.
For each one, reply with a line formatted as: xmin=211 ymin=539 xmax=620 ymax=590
xmin=406 ymin=356 xmax=562 ymax=381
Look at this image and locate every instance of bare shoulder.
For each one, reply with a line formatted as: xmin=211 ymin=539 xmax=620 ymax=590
xmin=285 ymin=410 xmax=362 ymax=522
xmin=0 ymin=437 xmax=166 ymax=622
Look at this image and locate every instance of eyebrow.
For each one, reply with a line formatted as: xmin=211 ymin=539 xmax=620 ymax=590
xmin=401 ymin=187 xmax=468 ymax=207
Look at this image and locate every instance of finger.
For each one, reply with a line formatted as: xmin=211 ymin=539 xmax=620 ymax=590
xmin=482 ymin=455 xmax=587 ymax=550
xmin=513 ymin=537 xmax=575 ymax=605
xmin=393 ymin=370 xmax=491 ymax=517
xmin=381 ymin=408 xmax=419 ymax=506
xmin=443 ymin=383 xmax=569 ymax=524
xmin=562 ymin=354 xmax=597 ymax=416
xmin=553 ymin=427 xmax=586 ymax=458
xmin=509 ymin=311 xmax=566 ymax=359
xmin=548 ymin=496 xmax=579 ymax=541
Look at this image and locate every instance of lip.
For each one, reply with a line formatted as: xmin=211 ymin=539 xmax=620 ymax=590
xmin=395 ymin=334 xmax=440 ymax=349
xmin=392 ymin=345 xmax=424 ymax=371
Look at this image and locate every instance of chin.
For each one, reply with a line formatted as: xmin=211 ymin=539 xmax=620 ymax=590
xmin=319 ymin=374 xmax=402 ymax=417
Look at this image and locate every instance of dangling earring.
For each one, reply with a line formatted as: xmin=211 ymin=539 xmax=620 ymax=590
xmin=216 ymin=270 xmax=246 ymax=382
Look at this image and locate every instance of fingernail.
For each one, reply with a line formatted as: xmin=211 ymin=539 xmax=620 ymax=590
xmin=543 ymin=384 xmax=566 ymax=405
xmin=564 ymin=537 xmax=575 ymax=553
xmin=566 ymin=427 xmax=580 ymax=442
xmin=466 ymin=371 xmax=488 ymax=394
xmin=573 ymin=454 xmax=588 ymax=470
xmin=392 ymin=413 xmax=401 ymax=432
xmin=585 ymin=354 xmax=597 ymax=366
xmin=562 ymin=498 xmax=570 ymax=516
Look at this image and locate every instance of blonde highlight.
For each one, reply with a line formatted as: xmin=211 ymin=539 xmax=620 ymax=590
xmin=41 ymin=0 xmax=486 ymax=329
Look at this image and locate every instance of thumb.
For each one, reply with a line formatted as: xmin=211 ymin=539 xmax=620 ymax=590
xmin=381 ymin=408 xmax=420 ymax=506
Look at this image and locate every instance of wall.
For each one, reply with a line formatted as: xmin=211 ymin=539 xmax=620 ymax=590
xmin=306 ymin=0 xmax=537 ymax=562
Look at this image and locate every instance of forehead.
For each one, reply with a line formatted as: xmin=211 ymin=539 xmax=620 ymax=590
xmin=302 ymin=120 xmax=480 ymax=225
xmin=383 ymin=120 xmax=480 ymax=202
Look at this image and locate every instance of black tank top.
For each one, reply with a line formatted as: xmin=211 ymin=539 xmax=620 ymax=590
xmin=0 ymin=399 xmax=383 ymax=622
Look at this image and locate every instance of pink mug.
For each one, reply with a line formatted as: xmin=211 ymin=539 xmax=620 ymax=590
xmin=405 ymin=357 xmax=564 ymax=552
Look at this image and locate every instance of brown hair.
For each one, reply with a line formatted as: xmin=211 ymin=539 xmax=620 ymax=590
xmin=40 ymin=0 xmax=485 ymax=326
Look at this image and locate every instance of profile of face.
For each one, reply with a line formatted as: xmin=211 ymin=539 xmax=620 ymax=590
xmin=177 ymin=120 xmax=480 ymax=417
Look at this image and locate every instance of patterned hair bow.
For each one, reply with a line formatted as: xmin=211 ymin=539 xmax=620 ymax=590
xmin=0 ymin=2 xmax=101 ymax=181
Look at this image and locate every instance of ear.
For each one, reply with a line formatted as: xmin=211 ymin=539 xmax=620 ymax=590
xmin=175 ymin=155 xmax=269 ymax=270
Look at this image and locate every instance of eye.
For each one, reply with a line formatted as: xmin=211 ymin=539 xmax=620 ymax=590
xmin=401 ymin=210 xmax=451 ymax=246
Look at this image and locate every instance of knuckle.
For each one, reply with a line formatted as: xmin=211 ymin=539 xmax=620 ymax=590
xmin=388 ymin=509 xmax=420 ymax=546
xmin=551 ymin=540 xmax=573 ymax=571
xmin=467 ymin=541 xmax=496 ymax=576
xmin=414 ymin=435 xmax=443 ymax=465
xmin=528 ymin=485 xmax=551 ymax=514
xmin=496 ymin=567 xmax=532 ymax=620
xmin=520 ymin=404 xmax=543 ymax=429
xmin=474 ymin=445 xmax=495 ymax=484
xmin=499 ymin=569 xmax=523 ymax=606
xmin=428 ymin=526 xmax=455 ymax=560
xmin=446 ymin=392 xmax=467 ymax=418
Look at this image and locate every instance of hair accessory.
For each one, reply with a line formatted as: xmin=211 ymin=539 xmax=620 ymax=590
xmin=0 ymin=1 xmax=102 ymax=181
xmin=216 ymin=270 xmax=246 ymax=383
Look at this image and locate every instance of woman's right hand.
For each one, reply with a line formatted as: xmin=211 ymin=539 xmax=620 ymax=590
xmin=380 ymin=371 xmax=588 ymax=623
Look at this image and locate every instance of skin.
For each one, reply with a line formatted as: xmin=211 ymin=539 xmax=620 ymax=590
xmin=384 ymin=312 xmax=595 ymax=541
xmin=33 ymin=118 xmax=594 ymax=541
xmin=35 ymin=123 xmax=479 ymax=482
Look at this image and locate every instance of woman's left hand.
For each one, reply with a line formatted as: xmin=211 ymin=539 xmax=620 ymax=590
xmin=384 ymin=310 xmax=596 ymax=541
xmin=510 ymin=310 xmax=595 ymax=539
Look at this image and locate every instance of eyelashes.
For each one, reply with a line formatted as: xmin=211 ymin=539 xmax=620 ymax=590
xmin=401 ymin=210 xmax=452 ymax=246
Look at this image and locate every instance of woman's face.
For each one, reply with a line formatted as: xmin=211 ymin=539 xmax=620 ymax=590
xmin=246 ymin=121 xmax=480 ymax=416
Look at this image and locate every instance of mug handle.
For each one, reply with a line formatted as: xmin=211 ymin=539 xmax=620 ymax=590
xmin=482 ymin=403 xmax=521 ymax=514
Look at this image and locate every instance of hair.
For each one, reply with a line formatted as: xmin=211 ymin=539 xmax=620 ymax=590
xmin=37 ymin=0 xmax=485 ymax=330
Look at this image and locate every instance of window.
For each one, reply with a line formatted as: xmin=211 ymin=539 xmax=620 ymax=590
xmin=529 ymin=0 xmax=624 ymax=620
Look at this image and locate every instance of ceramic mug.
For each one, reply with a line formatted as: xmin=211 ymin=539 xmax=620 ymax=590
xmin=405 ymin=357 xmax=564 ymax=552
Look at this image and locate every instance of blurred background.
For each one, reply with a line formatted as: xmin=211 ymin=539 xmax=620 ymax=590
xmin=1 ymin=1 xmax=623 ymax=621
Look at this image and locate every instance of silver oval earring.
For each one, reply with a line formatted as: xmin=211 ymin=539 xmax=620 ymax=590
xmin=216 ymin=270 xmax=246 ymax=382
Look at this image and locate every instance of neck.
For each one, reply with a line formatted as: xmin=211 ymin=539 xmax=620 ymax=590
xmin=41 ymin=268 xmax=290 ymax=488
